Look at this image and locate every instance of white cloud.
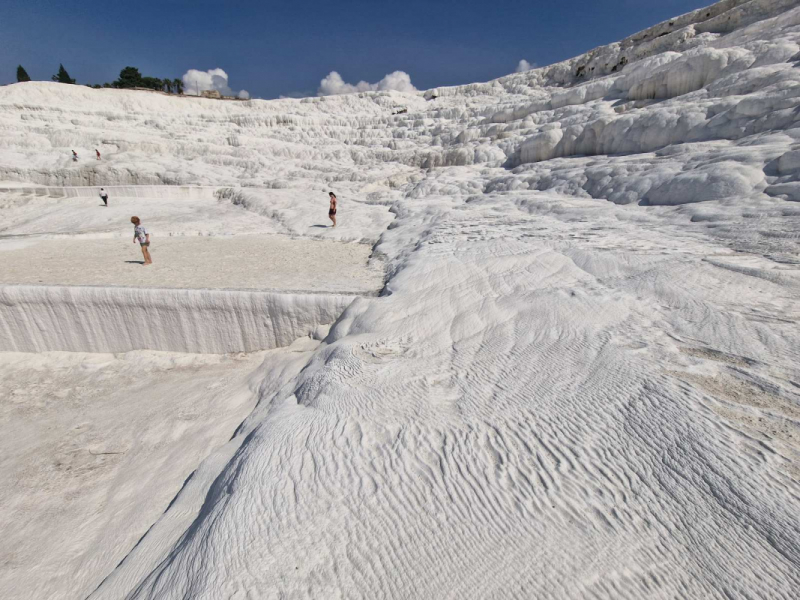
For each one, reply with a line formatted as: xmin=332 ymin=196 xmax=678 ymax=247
xmin=318 ymin=70 xmax=417 ymax=96
xmin=516 ymin=59 xmax=537 ymax=73
xmin=182 ymin=68 xmax=249 ymax=99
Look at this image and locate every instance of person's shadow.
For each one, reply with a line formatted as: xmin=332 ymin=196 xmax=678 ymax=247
xmin=310 ymin=224 xmax=328 ymax=228
xmin=125 ymin=260 xmax=145 ymax=264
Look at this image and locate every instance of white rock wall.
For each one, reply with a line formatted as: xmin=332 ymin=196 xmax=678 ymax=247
xmin=0 ymin=285 xmax=353 ymax=353
xmin=0 ymin=185 xmax=218 ymax=200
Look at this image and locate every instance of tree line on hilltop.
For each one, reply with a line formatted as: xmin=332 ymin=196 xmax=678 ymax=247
xmin=16 ymin=64 xmax=184 ymax=94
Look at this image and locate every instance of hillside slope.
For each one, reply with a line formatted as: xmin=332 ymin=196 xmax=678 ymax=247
xmin=1 ymin=1 xmax=799 ymax=599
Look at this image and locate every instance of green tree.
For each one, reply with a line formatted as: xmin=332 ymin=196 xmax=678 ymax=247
xmin=140 ymin=76 xmax=163 ymax=91
xmin=16 ymin=65 xmax=31 ymax=82
xmin=163 ymin=79 xmax=172 ymax=93
xmin=173 ymin=78 xmax=184 ymax=95
xmin=113 ymin=66 xmax=143 ymax=88
xmin=51 ymin=64 xmax=76 ymax=84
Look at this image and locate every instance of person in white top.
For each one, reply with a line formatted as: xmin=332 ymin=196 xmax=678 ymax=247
xmin=99 ymin=188 xmax=108 ymax=206
xmin=131 ymin=216 xmax=152 ymax=265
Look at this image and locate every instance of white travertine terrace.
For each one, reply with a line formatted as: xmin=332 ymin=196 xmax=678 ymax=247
xmin=1 ymin=1 xmax=799 ymax=599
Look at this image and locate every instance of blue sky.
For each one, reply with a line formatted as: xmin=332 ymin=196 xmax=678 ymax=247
xmin=1 ymin=0 xmax=711 ymax=98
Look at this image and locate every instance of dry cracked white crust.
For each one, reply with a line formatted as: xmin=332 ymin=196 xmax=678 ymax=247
xmin=0 ymin=0 xmax=799 ymax=598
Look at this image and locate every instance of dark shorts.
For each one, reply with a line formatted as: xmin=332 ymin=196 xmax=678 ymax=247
xmin=329 ymin=209 xmax=336 ymax=215
xmin=140 ymin=242 xmax=150 ymax=247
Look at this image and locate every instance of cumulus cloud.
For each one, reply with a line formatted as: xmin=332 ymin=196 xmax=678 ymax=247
xmin=182 ymin=68 xmax=250 ymax=99
xmin=318 ymin=70 xmax=417 ymax=96
xmin=516 ymin=59 xmax=537 ymax=73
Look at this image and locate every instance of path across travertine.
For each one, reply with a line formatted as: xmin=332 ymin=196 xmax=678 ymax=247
xmin=0 ymin=234 xmax=384 ymax=294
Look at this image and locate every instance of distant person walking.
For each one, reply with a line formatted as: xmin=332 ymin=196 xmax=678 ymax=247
xmin=96 ymin=149 xmax=101 ymax=160
xmin=99 ymin=188 xmax=109 ymax=206
xmin=328 ymin=192 xmax=337 ymax=227
xmin=131 ymin=216 xmax=152 ymax=265
xmin=72 ymin=150 xmax=78 ymax=162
